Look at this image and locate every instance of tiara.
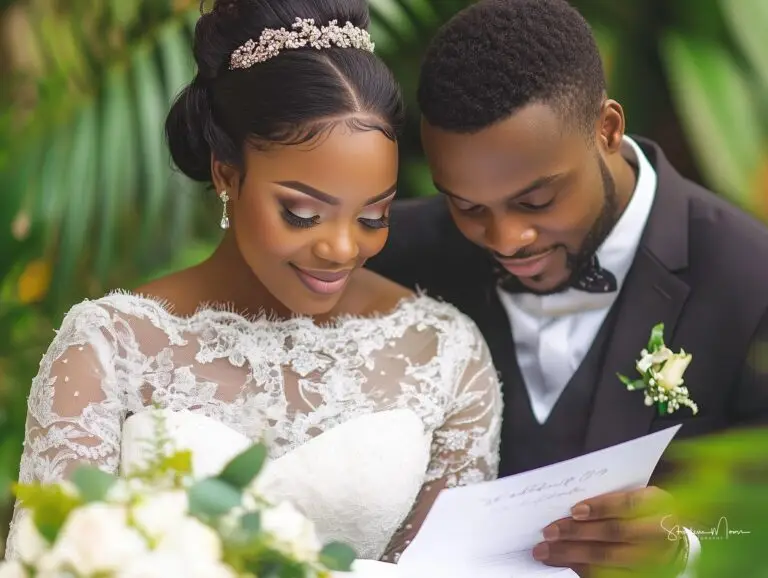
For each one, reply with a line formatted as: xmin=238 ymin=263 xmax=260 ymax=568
xmin=229 ymin=17 xmax=375 ymax=70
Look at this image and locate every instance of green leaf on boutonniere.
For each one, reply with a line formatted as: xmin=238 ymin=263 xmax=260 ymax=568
xmin=658 ymin=401 xmax=669 ymax=416
xmin=71 ymin=466 xmax=117 ymax=503
xmin=218 ymin=444 xmax=268 ymax=489
xmin=648 ymin=323 xmax=665 ymax=352
xmin=618 ymin=373 xmax=646 ymax=390
xmin=188 ymin=477 xmax=242 ymax=518
xmin=320 ymin=542 xmax=357 ymax=571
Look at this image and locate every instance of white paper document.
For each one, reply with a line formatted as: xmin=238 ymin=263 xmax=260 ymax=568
xmin=397 ymin=425 xmax=681 ymax=578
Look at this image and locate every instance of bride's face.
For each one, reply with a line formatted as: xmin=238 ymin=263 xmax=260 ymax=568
xmin=214 ymin=123 xmax=398 ymax=316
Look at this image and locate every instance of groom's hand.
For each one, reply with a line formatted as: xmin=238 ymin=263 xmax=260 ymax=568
xmin=533 ymin=487 xmax=684 ymax=576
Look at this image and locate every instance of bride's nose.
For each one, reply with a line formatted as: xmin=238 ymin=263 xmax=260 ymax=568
xmin=311 ymin=223 xmax=360 ymax=264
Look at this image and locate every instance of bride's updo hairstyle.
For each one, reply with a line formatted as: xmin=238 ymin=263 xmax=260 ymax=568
xmin=165 ymin=0 xmax=405 ymax=183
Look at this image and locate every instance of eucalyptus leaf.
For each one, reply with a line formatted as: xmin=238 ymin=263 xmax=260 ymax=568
xmin=320 ymin=542 xmax=357 ymax=571
xmin=188 ymin=477 xmax=242 ymax=519
xmin=71 ymin=466 xmax=117 ymax=503
xmin=241 ymin=511 xmax=261 ymax=535
xmin=218 ymin=444 xmax=268 ymax=489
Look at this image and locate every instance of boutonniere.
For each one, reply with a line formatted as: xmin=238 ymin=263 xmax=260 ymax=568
xmin=618 ymin=323 xmax=699 ymax=416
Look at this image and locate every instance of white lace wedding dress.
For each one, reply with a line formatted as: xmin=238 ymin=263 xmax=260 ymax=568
xmin=5 ymin=291 xmax=503 ymax=574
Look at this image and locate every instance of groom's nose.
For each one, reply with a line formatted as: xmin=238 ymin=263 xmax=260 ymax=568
xmin=483 ymin=214 xmax=534 ymax=255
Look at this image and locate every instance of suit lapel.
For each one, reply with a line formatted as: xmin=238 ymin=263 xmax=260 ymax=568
xmin=584 ymin=138 xmax=692 ymax=452
xmin=584 ymin=249 xmax=690 ymax=451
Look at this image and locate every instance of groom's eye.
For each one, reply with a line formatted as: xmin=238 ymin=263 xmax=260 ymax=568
xmin=450 ymin=197 xmax=483 ymax=214
xmin=519 ymin=198 xmax=554 ymax=211
xmin=517 ymin=190 xmax=557 ymax=211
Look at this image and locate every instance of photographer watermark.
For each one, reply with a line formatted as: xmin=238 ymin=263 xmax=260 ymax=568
xmin=661 ymin=515 xmax=752 ymax=541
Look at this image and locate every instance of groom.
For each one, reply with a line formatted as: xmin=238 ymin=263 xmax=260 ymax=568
xmin=367 ymin=0 xmax=768 ymax=575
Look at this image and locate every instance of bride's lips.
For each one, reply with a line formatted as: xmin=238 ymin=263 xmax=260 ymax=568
xmin=497 ymin=248 xmax=557 ymax=278
xmin=291 ymin=264 xmax=352 ymax=295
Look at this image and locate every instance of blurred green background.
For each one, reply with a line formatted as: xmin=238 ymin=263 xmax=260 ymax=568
xmin=0 ymin=0 xmax=766 ymax=572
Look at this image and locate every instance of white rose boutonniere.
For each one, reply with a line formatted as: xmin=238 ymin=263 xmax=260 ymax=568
xmin=618 ymin=323 xmax=699 ymax=416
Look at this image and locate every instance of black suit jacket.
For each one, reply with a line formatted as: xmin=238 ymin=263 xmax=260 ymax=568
xmin=367 ymin=137 xmax=768 ymax=475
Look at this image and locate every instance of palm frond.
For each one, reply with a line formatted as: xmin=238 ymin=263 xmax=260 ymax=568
xmin=1 ymin=0 xmax=205 ymax=310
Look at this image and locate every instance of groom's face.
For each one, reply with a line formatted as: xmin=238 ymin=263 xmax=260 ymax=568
xmin=421 ymin=102 xmax=619 ymax=295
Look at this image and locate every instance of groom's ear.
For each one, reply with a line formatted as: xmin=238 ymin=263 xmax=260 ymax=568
xmin=597 ymin=99 xmax=626 ymax=154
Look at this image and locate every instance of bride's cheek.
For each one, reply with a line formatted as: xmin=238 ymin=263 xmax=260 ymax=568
xmin=360 ymin=229 xmax=390 ymax=260
xmin=235 ymin=205 xmax=308 ymax=264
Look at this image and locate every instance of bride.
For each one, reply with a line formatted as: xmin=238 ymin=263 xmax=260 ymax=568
xmin=4 ymin=0 xmax=503 ymax=572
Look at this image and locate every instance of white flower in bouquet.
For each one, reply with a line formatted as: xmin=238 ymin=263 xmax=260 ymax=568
xmin=116 ymin=551 xmax=236 ymax=578
xmin=155 ymin=516 xmax=223 ymax=563
xmin=262 ymin=500 xmax=323 ymax=562
xmin=131 ymin=490 xmax=189 ymax=541
xmin=8 ymin=408 xmax=358 ymax=578
xmin=0 ymin=560 xmax=27 ymax=578
xmin=13 ymin=515 xmax=48 ymax=566
xmin=38 ymin=504 xmax=147 ymax=575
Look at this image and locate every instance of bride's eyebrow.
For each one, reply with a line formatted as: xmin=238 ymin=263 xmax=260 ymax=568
xmin=273 ymin=181 xmax=397 ymax=206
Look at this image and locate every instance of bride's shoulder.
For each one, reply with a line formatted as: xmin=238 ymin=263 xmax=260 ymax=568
xmin=54 ymin=289 xmax=186 ymax=346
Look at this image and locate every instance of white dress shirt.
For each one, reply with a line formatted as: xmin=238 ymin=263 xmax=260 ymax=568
xmin=497 ymin=135 xmax=657 ymax=424
xmin=496 ymin=136 xmax=700 ymax=572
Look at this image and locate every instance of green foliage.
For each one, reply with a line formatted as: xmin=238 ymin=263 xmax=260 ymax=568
xmin=659 ymin=0 xmax=768 ymax=218
xmin=241 ymin=512 xmax=262 ymax=534
xmin=218 ymin=445 xmax=268 ymax=490
xmin=661 ymin=428 xmax=768 ymax=577
xmin=1 ymin=0 xmax=767 ymax=573
xmin=1 ymin=0 xmax=208 ymax=310
xmin=12 ymin=483 xmax=81 ymax=543
xmin=187 ymin=444 xmax=267 ymax=520
xmin=10 ymin=422 xmax=353 ymax=575
xmin=187 ymin=477 xmax=243 ymax=519
xmin=319 ymin=542 xmax=357 ymax=572
xmin=648 ymin=323 xmax=666 ymax=352
xmin=70 ymin=467 xmax=117 ymax=503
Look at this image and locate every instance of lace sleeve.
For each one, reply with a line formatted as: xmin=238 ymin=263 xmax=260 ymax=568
xmin=5 ymin=302 xmax=126 ymax=559
xmin=382 ymin=320 xmax=503 ymax=562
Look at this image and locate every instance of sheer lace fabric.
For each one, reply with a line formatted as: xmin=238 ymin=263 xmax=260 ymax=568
xmin=6 ymin=291 xmax=502 ymax=562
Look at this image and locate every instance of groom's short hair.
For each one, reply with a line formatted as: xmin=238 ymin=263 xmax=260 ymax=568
xmin=417 ymin=0 xmax=606 ymax=135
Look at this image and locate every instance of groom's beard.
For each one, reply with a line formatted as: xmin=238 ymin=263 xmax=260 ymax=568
xmin=497 ymin=156 xmax=620 ymax=296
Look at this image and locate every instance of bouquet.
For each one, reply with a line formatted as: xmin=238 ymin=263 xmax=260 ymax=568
xmin=1 ymin=411 xmax=356 ymax=578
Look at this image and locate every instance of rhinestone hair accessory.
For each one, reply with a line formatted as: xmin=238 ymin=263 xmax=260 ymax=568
xmin=229 ymin=17 xmax=375 ymax=70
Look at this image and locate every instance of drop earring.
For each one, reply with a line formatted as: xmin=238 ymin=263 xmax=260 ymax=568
xmin=219 ymin=190 xmax=230 ymax=230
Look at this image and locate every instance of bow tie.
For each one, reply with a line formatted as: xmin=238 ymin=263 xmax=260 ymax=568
xmin=496 ymin=255 xmax=617 ymax=294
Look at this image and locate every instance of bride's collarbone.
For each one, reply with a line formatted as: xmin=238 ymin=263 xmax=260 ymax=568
xmin=130 ymin=266 xmax=415 ymax=324
xmin=331 ymin=269 xmax=414 ymax=318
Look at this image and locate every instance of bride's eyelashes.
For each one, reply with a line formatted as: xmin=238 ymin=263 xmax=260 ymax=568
xmin=280 ymin=206 xmax=390 ymax=230
xmin=281 ymin=206 xmax=320 ymax=229
xmin=357 ymin=214 xmax=389 ymax=230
